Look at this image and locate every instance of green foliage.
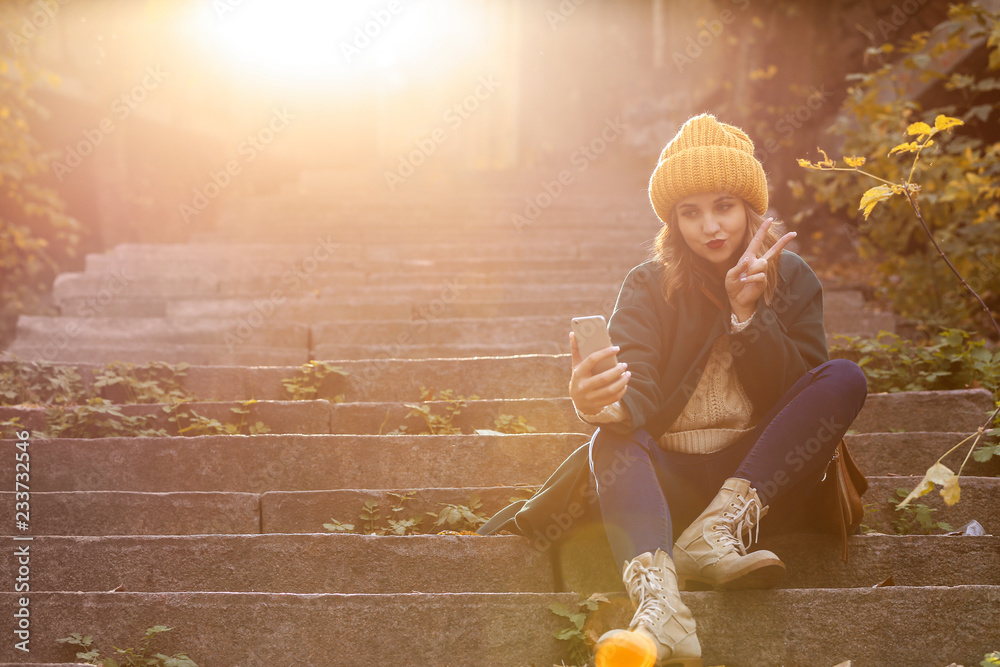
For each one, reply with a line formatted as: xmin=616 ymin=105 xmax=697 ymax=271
xmin=795 ymin=2 xmax=1000 ymax=333
xmin=0 ymin=2 xmax=82 ymax=346
xmin=281 ymin=360 xmax=347 ymax=401
xmin=983 ymin=650 xmax=1000 ymax=666
xmin=323 ymin=493 xmax=425 ymax=536
xmin=830 ymin=328 xmax=1000 ymax=395
xmin=93 ymin=361 xmax=192 ymax=404
xmin=0 ymin=360 xmax=85 ymax=406
xmin=427 ymin=496 xmax=488 ymax=531
xmin=57 ymin=625 xmax=198 ymax=666
xmin=388 ymin=387 xmax=538 ymax=436
xmin=549 ymin=593 xmax=609 ymax=667
xmin=393 ymin=387 xmax=480 ymax=435
xmin=323 ymin=493 xmax=490 ymax=535
xmin=41 ymin=398 xmax=164 ymax=439
xmin=889 ymin=488 xmax=954 ymax=535
xmin=165 ymin=400 xmax=270 ymax=437
xmin=491 ymin=413 xmax=537 ymax=434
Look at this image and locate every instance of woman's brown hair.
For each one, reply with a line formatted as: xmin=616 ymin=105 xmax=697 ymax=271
xmin=650 ymin=200 xmax=782 ymax=307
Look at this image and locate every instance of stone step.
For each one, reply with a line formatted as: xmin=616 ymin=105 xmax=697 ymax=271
xmin=0 ymin=491 xmax=260 ymax=535
xmin=0 ymin=400 xmax=333 ymax=437
xmin=53 ymin=296 xmax=622 ymax=321
xmin=8 ymin=316 xmax=307 ymax=347
xmin=3 ymin=434 xmax=585 ymax=492
xmin=5 ymin=587 xmax=996 ymax=666
xmin=3 ymin=433 xmax=994 ymax=535
xmin=258 ymin=476 xmax=1000 ymax=537
xmin=2 ymin=343 xmax=308 ymax=366
xmin=52 ymin=276 xmax=626 ymax=302
xmin=323 ymin=389 xmax=993 ymax=437
xmin=1 ymin=354 xmax=989 ymax=430
xmin=5 ymin=534 xmax=997 ymax=595
xmin=86 ymin=251 xmax=643 ymax=276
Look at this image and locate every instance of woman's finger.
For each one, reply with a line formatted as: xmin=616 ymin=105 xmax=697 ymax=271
xmin=761 ymin=230 xmax=797 ymax=261
xmin=741 ymin=216 xmax=773 ymax=262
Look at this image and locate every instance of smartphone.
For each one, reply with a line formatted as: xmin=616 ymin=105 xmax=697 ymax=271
xmin=571 ymin=315 xmax=620 ymax=374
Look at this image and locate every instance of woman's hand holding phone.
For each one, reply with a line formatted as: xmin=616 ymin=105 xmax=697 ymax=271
xmin=569 ymin=331 xmax=630 ymax=415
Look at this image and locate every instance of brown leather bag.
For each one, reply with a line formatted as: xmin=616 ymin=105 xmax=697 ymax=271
xmin=813 ymin=438 xmax=868 ymax=562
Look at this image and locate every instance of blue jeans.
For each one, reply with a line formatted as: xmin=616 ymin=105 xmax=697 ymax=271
xmin=588 ymin=358 xmax=868 ymax=567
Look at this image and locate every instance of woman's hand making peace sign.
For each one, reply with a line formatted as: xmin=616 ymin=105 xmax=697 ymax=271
xmin=725 ymin=217 xmax=797 ymax=320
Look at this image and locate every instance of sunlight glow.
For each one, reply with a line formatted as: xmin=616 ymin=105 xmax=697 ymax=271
xmin=189 ymin=0 xmax=487 ymax=89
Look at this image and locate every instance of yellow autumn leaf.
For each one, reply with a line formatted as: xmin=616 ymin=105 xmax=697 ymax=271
xmin=889 ymin=141 xmax=918 ymax=156
xmin=897 ymin=462 xmax=955 ymax=508
xmin=796 ymin=158 xmax=814 ymax=168
xmin=907 ymin=121 xmax=933 ymax=136
xmin=941 ymin=474 xmax=960 ymax=506
xmin=858 ymin=184 xmax=893 ymax=220
xmin=843 ymin=156 xmax=866 ymax=168
xmin=934 ymin=114 xmax=964 ymax=131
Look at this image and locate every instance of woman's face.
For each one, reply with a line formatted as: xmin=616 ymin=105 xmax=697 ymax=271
xmin=674 ymin=192 xmax=748 ymax=274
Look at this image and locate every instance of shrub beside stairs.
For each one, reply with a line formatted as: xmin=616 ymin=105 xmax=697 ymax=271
xmin=1 ymin=171 xmax=998 ymax=666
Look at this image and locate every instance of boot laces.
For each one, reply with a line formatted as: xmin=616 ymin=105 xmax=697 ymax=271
xmin=623 ymin=558 xmax=677 ymax=631
xmin=711 ymin=491 xmax=762 ymax=556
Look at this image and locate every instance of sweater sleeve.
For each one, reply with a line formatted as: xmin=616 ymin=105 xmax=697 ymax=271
xmin=606 ymin=263 xmax=669 ymax=434
xmin=726 ymin=251 xmax=829 ymax=410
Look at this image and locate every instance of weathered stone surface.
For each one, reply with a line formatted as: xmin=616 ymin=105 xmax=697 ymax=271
xmin=0 ymin=591 xmax=573 ymax=666
xmin=325 ymin=390 xmax=994 ymax=436
xmin=0 ymin=491 xmax=259 ymax=535
xmin=851 ymin=388 xmax=995 ymax=433
xmin=3 ymin=587 xmax=996 ymax=666
xmin=847 ymin=431 xmax=1000 ymax=477
xmin=260 ymin=487 xmax=535 ymax=534
xmin=9 ymin=316 xmax=307 ymax=347
xmin=2 ymin=535 xmax=554 ymax=594
xmin=0 ymin=434 xmax=587 ymax=492
xmin=0 ymin=400 xmax=332 ymax=437
xmin=8 ymin=533 xmax=997 ymax=595
xmin=864 ymin=476 xmax=1000 ymax=534
xmin=2 ymin=343 xmax=308 ymax=365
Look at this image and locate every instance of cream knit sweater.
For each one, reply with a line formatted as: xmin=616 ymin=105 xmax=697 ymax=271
xmin=577 ymin=311 xmax=758 ymax=454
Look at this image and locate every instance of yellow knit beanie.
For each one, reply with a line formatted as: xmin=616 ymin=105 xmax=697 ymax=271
xmin=648 ymin=113 xmax=768 ymax=223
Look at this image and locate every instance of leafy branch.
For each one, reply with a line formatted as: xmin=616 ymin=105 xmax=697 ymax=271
xmin=800 ymin=114 xmax=1000 ymax=509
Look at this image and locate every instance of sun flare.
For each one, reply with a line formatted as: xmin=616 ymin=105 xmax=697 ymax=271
xmin=189 ymin=0 xmax=487 ymax=89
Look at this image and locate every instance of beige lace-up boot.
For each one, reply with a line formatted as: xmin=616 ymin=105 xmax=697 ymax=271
xmin=594 ymin=549 xmax=702 ymax=667
xmin=673 ymin=477 xmax=785 ymax=591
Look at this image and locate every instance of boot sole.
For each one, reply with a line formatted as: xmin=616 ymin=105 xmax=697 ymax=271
xmin=678 ymin=559 xmax=786 ymax=591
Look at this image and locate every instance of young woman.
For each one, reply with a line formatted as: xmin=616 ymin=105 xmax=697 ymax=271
xmin=478 ymin=114 xmax=868 ymax=667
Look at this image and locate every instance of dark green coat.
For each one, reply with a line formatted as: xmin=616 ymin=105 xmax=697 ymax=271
xmin=478 ymin=250 xmax=830 ymax=545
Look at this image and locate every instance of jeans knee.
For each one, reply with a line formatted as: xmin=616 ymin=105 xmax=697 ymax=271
xmin=827 ymin=358 xmax=868 ymax=399
xmin=588 ymin=427 xmax=650 ymax=475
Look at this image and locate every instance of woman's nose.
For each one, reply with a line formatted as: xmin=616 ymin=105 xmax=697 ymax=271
xmin=702 ymin=216 xmax=721 ymax=234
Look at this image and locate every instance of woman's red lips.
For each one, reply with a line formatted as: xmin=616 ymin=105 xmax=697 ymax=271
xmin=706 ymin=239 xmax=725 ymax=249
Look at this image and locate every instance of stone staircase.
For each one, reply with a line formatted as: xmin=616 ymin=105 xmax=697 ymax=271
xmin=1 ymin=170 xmax=998 ymax=666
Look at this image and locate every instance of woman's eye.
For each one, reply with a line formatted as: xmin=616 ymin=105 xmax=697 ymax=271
xmin=717 ymin=204 xmax=732 ymax=212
